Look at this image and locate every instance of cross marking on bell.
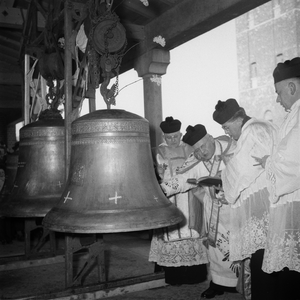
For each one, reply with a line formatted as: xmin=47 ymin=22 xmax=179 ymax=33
xmin=57 ymin=181 xmax=63 ymax=188
xmin=63 ymin=191 xmax=72 ymax=203
xmin=109 ymin=191 xmax=122 ymax=204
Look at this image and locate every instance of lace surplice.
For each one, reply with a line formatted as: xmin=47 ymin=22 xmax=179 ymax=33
xmin=263 ymin=99 xmax=300 ymax=273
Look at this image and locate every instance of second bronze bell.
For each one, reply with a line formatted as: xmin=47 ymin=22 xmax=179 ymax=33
xmin=43 ymin=109 xmax=183 ymax=233
xmin=0 ymin=114 xmax=65 ymax=218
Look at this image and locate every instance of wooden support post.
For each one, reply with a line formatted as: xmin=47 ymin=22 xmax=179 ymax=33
xmin=64 ymin=233 xmax=106 ymax=288
xmin=134 ymin=49 xmax=170 ymax=149
xmin=24 ymin=218 xmax=58 ymax=259
xmin=24 ymin=54 xmax=30 ymax=125
xmin=64 ymin=0 xmax=73 ymax=179
xmin=65 ymin=234 xmax=73 ymax=287
xmin=24 ymin=218 xmax=34 ymax=259
xmin=85 ymin=86 xmax=96 ymax=113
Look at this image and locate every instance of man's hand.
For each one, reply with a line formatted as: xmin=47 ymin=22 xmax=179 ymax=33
xmin=214 ymin=186 xmax=229 ymax=205
xmin=160 ymin=184 xmax=167 ymax=195
xmin=157 ymin=163 xmax=167 ymax=179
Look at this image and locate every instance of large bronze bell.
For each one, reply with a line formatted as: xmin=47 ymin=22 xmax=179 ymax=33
xmin=0 ymin=115 xmax=65 ymax=217
xmin=43 ymin=109 xmax=183 ymax=233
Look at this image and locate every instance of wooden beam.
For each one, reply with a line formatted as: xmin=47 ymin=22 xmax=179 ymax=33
xmin=0 ymin=0 xmax=26 ymax=28
xmin=121 ymin=0 xmax=271 ymax=73
xmin=0 ymin=254 xmax=65 ymax=271
xmin=0 ymin=99 xmax=22 ymax=109
xmin=159 ymin=0 xmax=180 ymax=4
xmin=122 ymin=0 xmax=156 ymax=19
xmin=64 ymin=0 xmax=73 ymax=180
xmin=0 ymin=71 xmax=22 ymax=85
xmin=0 ymin=61 xmax=21 ymax=72
xmin=0 ymin=0 xmax=45 ymax=29
xmin=33 ymin=0 xmax=47 ymax=19
xmin=0 ymin=60 xmax=22 ymax=85
xmin=0 ymin=43 xmax=19 ymax=58
xmin=122 ymin=23 xmax=145 ymax=41
xmin=5 ymin=272 xmax=165 ymax=300
xmin=0 ymin=32 xmax=20 ymax=49
xmin=146 ymin=0 xmax=271 ymax=50
xmin=0 ymin=88 xmax=22 ymax=100
xmin=0 ymin=28 xmax=22 ymax=43
xmin=0 ymin=85 xmax=22 ymax=101
xmin=0 ymin=51 xmax=19 ymax=65
xmin=25 ymin=4 xmax=65 ymax=49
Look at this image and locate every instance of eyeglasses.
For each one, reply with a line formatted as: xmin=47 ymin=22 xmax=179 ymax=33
xmin=164 ymin=134 xmax=180 ymax=140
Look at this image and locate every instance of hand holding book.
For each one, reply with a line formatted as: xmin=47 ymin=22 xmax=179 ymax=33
xmin=187 ymin=176 xmax=228 ymax=205
xmin=187 ymin=176 xmax=222 ymax=187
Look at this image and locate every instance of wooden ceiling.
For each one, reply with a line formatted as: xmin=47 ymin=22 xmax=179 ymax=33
xmin=0 ymin=0 xmax=270 ymax=128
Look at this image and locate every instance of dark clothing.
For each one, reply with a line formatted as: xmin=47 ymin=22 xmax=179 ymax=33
xmin=209 ymin=280 xmax=237 ymax=293
xmin=251 ymin=249 xmax=300 ymax=300
xmin=163 ymin=264 xmax=207 ymax=285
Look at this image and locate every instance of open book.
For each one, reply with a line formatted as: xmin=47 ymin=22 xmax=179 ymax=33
xmin=187 ymin=176 xmax=222 ymax=187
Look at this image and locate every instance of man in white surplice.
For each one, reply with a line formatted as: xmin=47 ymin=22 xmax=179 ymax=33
xmin=149 ymin=117 xmax=208 ymax=286
xmin=213 ymin=98 xmax=277 ymax=300
xmin=160 ymin=124 xmax=239 ymax=299
xmin=255 ymin=57 xmax=300 ymax=300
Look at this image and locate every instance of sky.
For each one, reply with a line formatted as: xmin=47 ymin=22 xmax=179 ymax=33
xmin=82 ymin=19 xmax=239 ymax=138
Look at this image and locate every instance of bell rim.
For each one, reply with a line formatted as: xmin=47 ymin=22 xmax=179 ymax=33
xmin=42 ymin=206 xmax=184 ymax=234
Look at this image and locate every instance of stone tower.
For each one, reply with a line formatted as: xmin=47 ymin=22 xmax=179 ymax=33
xmin=236 ymin=0 xmax=300 ymax=126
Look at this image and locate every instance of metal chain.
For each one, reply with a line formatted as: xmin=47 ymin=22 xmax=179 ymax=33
xmin=87 ymin=0 xmax=128 ymax=105
xmin=104 ymin=21 xmax=117 ymax=55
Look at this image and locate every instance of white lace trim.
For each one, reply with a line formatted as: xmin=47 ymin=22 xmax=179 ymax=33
xmin=149 ymin=235 xmax=208 ymax=267
xmin=229 ymin=211 xmax=269 ymax=261
xmin=163 ymin=176 xmax=180 ymax=193
xmin=262 ymin=230 xmax=300 ymax=273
